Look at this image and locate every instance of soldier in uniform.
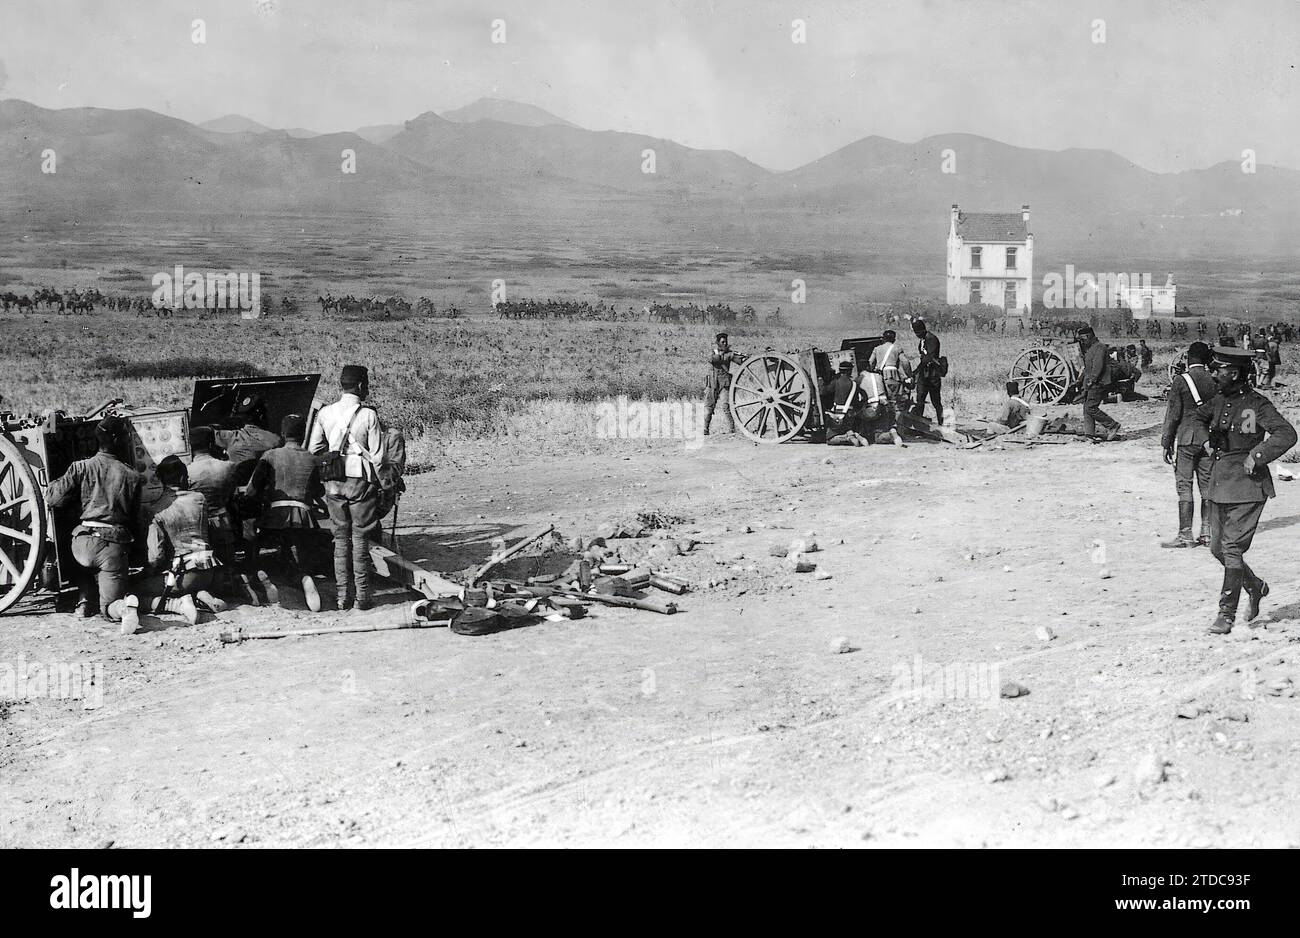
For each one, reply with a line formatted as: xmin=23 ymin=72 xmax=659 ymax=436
xmin=1076 ymin=326 xmax=1121 ymax=441
xmin=703 ymin=333 xmax=742 ymax=435
xmin=1193 ymin=347 xmax=1297 ymax=633
xmin=1160 ymin=342 xmax=1217 ymax=548
xmin=821 ymin=361 xmax=864 ymax=445
xmin=868 ymin=329 xmax=911 ymax=404
xmin=908 ymin=319 xmax=943 ymax=425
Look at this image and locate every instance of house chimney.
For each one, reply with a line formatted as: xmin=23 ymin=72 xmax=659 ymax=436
xmin=1022 ymin=203 xmax=1030 ymax=224
xmin=951 ymin=203 xmax=959 ymax=227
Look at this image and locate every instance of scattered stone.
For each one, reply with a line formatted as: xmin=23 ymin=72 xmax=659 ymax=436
xmin=814 ymin=570 xmax=833 ymax=581
xmin=743 ymin=525 xmax=754 ymax=534
xmin=1060 ymin=807 xmax=1080 ymax=821
xmin=983 ymin=767 xmax=1010 ymax=784
xmin=768 ymin=543 xmax=789 ymax=558
xmin=1094 ymin=773 xmax=1117 ymax=789
xmin=1221 ymin=708 xmax=1249 ymax=723
xmin=1035 ymin=625 xmax=1056 ymax=642
xmin=1134 ymin=749 xmax=1168 ymax=787
xmin=791 ymin=560 xmax=817 ymax=574
xmin=829 ymin=636 xmax=852 ymax=654
xmin=999 ymin=681 xmax=1029 ymax=699
xmin=1002 ymin=564 xmax=1013 ymax=573
xmin=1037 ymin=796 xmax=1059 ymax=813
xmin=1099 ymin=568 xmax=1113 ymax=579
xmin=1175 ymin=703 xmax=1205 ymax=720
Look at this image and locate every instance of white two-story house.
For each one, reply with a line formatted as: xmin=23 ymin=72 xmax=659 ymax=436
xmin=946 ymin=204 xmax=1033 ymax=315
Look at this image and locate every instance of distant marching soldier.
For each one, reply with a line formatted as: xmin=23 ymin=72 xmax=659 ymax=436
xmin=908 ymin=318 xmax=944 ymax=425
xmin=1076 ymin=326 xmax=1121 ymax=441
xmin=868 ymin=329 xmax=910 ymax=404
xmin=1193 ymin=346 xmax=1297 ymax=634
xmin=703 ymin=332 xmax=742 ymax=436
xmin=1160 ymin=342 xmax=1217 ymax=548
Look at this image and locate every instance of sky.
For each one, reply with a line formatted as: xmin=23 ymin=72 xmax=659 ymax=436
xmin=1 ymin=0 xmax=1297 ymax=172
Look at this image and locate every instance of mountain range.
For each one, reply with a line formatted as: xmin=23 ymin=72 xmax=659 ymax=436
xmin=2 ymin=96 xmax=1296 ymax=259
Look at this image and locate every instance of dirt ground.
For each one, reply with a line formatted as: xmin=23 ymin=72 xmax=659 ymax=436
xmin=3 ymin=397 xmax=1300 ymax=848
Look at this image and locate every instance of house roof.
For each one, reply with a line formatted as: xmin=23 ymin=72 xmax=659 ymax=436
xmin=956 ymin=212 xmax=1028 ymax=243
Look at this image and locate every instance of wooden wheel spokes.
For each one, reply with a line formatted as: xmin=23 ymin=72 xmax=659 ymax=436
xmin=0 ymin=435 xmax=46 ymax=614
xmin=1010 ymin=347 xmax=1073 ymax=404
xmin=729 ymin=353 xmax=813 ymax=443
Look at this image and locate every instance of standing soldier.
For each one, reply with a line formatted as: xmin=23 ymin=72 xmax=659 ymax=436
xmin=1160 ymin=342 xmax=1217 ymax=548
xmin=308 ymin=365 xmax=383 ymax=611
xmin=1194 ymin=347 xmax=1297 ymax=634
xmin=909 ymin=318 xmax=944 ymax=425
xmin=1076 ymin=326 xmax=1121 ymax=441
xmin=45 ymin=416 xmax=143 ymax=633
xmin=1263 ymin=330 xmax=1281 ymax=388
xmin=703 ymin=333 xmax=742 ymax=435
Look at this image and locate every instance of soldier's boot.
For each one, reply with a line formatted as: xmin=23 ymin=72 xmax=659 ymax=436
xmin=162 ymin=595 xmax=200 ymax=625
xmin=238 ymin=572 xmax=262 ymax=607
xmin=1197 ymin=500 xmax=1211 ymax=545
xmin=1244 ymin=571 xmax=1269 ymax=623
xmin=301 ymin=576 xmax=322 ymax=613
xmin=1161 ymin=503 xmax=1197 ymax=548
xmin=1209 ymin=569 xmax=1244 ymax=634
xmin=196 ymin=590 xmax=227 ymax=613
xmin=256 ymin=569 xmax=280 ymax=607
xmin=108 ymin=595 xmax=140 ymax=636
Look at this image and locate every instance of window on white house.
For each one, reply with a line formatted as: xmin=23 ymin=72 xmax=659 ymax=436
xmin=1006 ymin=247 xmax=1017 ymax=270
xmin=970 ymin=247 xmax=982 ymax=270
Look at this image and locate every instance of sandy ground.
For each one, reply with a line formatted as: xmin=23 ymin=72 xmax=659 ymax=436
xmin=3 ymin=396 xmax=1300 ymax=849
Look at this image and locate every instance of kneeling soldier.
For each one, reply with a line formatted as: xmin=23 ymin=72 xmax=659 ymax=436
xmin=246 ymin=414 xmax=325 ymax=611
xmin=136 ymin=456 xmax=225 ymax=625
xmin=1194 ymin=347 xmax=1297 ymax=633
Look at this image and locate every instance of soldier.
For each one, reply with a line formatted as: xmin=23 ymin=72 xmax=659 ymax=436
xmin=1263 ymin=331 xmax=1281 ymax=388
xmin=45 ymin=416 xmax=143 ymax=633
xmin=1076 ymin=326 xmax=1121 ymax=441
xmin=308 ymin=364 xmax=384 ymax=611
xmin=213 ymin=394 xmax=282 ymax=585
xmin=703 ymin=333 xmax=741 ymax=435
xmin=186 ymin=426 xmax=238 ymax=590
xmin=1193 ymin=347 xmax=1297 ymax=634
xmin=135 ymin=456 xmax=224 ymax=625
xmin=1138 ymin=339 xmax=1153 ymax=368
xmin=908 ymin=318 xmax=944 ymax=425
xmin=246 ymin=414 xmax=325 ymax=611
xmin=821 ymin=361 xmax=864 ymax=445
xmin=1160 ymin=342 xmax=1217 ymax=548
xmin=868 ymin=330 xmax=911 ymax=404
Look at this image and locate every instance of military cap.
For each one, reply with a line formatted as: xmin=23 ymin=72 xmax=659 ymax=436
xmin=280 ymin=413 xmax=307 ymax=441
xmin=1211 ymin=346 xmax=1256 ymax=367
xmin=1187 ymin=341 xmax=1211 ymax=363
xmin=837 ymin=361 xmax=853 ymax=373
xmin=340 ymin=364 xmax=368 ymax=387
xmin=189 ymin=425 xmax=215 ymax=451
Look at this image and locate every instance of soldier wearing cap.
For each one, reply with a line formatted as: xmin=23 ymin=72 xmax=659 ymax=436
xmin=704 ymin=333 xmax=742 ymax=435
xmin=1193 ymin=346 xmax=1297 ymax=633
xmin=821 ymin=361 xmax=861 ymax=443
xmin=1160 ymin=342 xmax=1217 ymax=548
xmin=909 ymin=318 xmax=944 ymax=425
xmin=45 ymin=416 xmax=143 ymax=633
xmin=308 ymin=364 xmax=384 ymax=611
xmin=1076 ymin=326 xmax=1121 ymax=441
xmin=246 ymin=413 xmax=325 ymax=611
xmin=186 ymin=425 xmax=238 ymax=587
xmin=868 ymin=330 xmax=911 ymax=404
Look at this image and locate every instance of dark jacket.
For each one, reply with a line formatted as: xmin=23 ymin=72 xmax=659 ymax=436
xmin=250 ymin=442 xmax=323 ymax=530
xmin=1160 ymin=364 xmax=1217 ymax=449
xmin=707 ymin=347 xmax=739 ymax=390
xmin=144 ymin=489 xmax=212 ymax=572
xmin=1082 ymin=341 xmax=1112 ymax=389
xmin=821 ymin=375 xmax=858 ymax=411
xmin=46 ymin=452 xmax=142 ymax=541
xmin=1193 ymin=386 xmax=1297 ymax=503
xmin=187 ymin=452 xmax=238 ymax=516
xmin=215 ymin=425 xmax=283 ymax=470
xmin=915 ymin=332 xmax=941 ymax=380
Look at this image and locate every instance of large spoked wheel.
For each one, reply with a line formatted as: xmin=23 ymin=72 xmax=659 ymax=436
xmin=0 ymin=433 xmax=47 ymax=615
xmin=1009 ymin=347 xmax=1074 ymax=404
xmin=729 ymin=352 xmax=813 ymax=443
xmin=1168 ymin=352 xmax=1188 ymax=383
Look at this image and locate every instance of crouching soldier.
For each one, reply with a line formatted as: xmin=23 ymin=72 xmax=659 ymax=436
xmin=186 ymin=426 xmax=238 ymax=591
xmin=309 ymin=365 xmax=384 ymax=611
xmin=135 ymin=456 xmax=225 ymax=625
xmin=46 ymin=416 xmax=143 ymax=634
xmin=245 ymin=414 xmax=325 ymax=611
xmin=822 ymin=361 xmax=866 ymax=446
xmin=1194 ymin=346 xmax=1297 ymax=634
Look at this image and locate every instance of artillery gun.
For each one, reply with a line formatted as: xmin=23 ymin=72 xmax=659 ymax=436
xmin=728 ymin=336 xmax=887 ymax=443
xmin=0 ymin=374 xmax=320 ymax=614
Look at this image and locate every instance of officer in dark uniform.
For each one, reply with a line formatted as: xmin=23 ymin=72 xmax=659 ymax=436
xmin=1160 ymin=341 xmax=1217 ymax=548
xmin=1076 ymin=326 xmax=1121 ymax=441
xmin=909 ymin=318 xmax=943 ymax=425
xmin=1193 ymin=347 xmax=1297 ymax=634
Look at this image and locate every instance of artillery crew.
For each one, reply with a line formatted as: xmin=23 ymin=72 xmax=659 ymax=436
xmin=1160 ymin=342 xmax=1217 ymax=548
xmin=309 ymin=364 xmax=384 ymax=612
xmin=704 ymin=333 xmax=741 ymax=435
xmin=909 ymin=319 xmax=944 ymax=425
xmin=1076 ymin=326 xmax=1121 ymax=441
xmin=246 ymin=414 xmax=325 ymax=611
xmin=135 ymin=455 xmax=224 ymax=625
xmin=868 ymin=329 xmax=910 ymax=404
xmin=45 ymin=416 xmax=143 ymax=633
xmin=1193 ymin=346 xmax=1296 ymax=634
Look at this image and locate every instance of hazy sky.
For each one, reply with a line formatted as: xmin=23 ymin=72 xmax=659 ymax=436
xmin=2 ymin=0 xmax=1297 ymax=172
